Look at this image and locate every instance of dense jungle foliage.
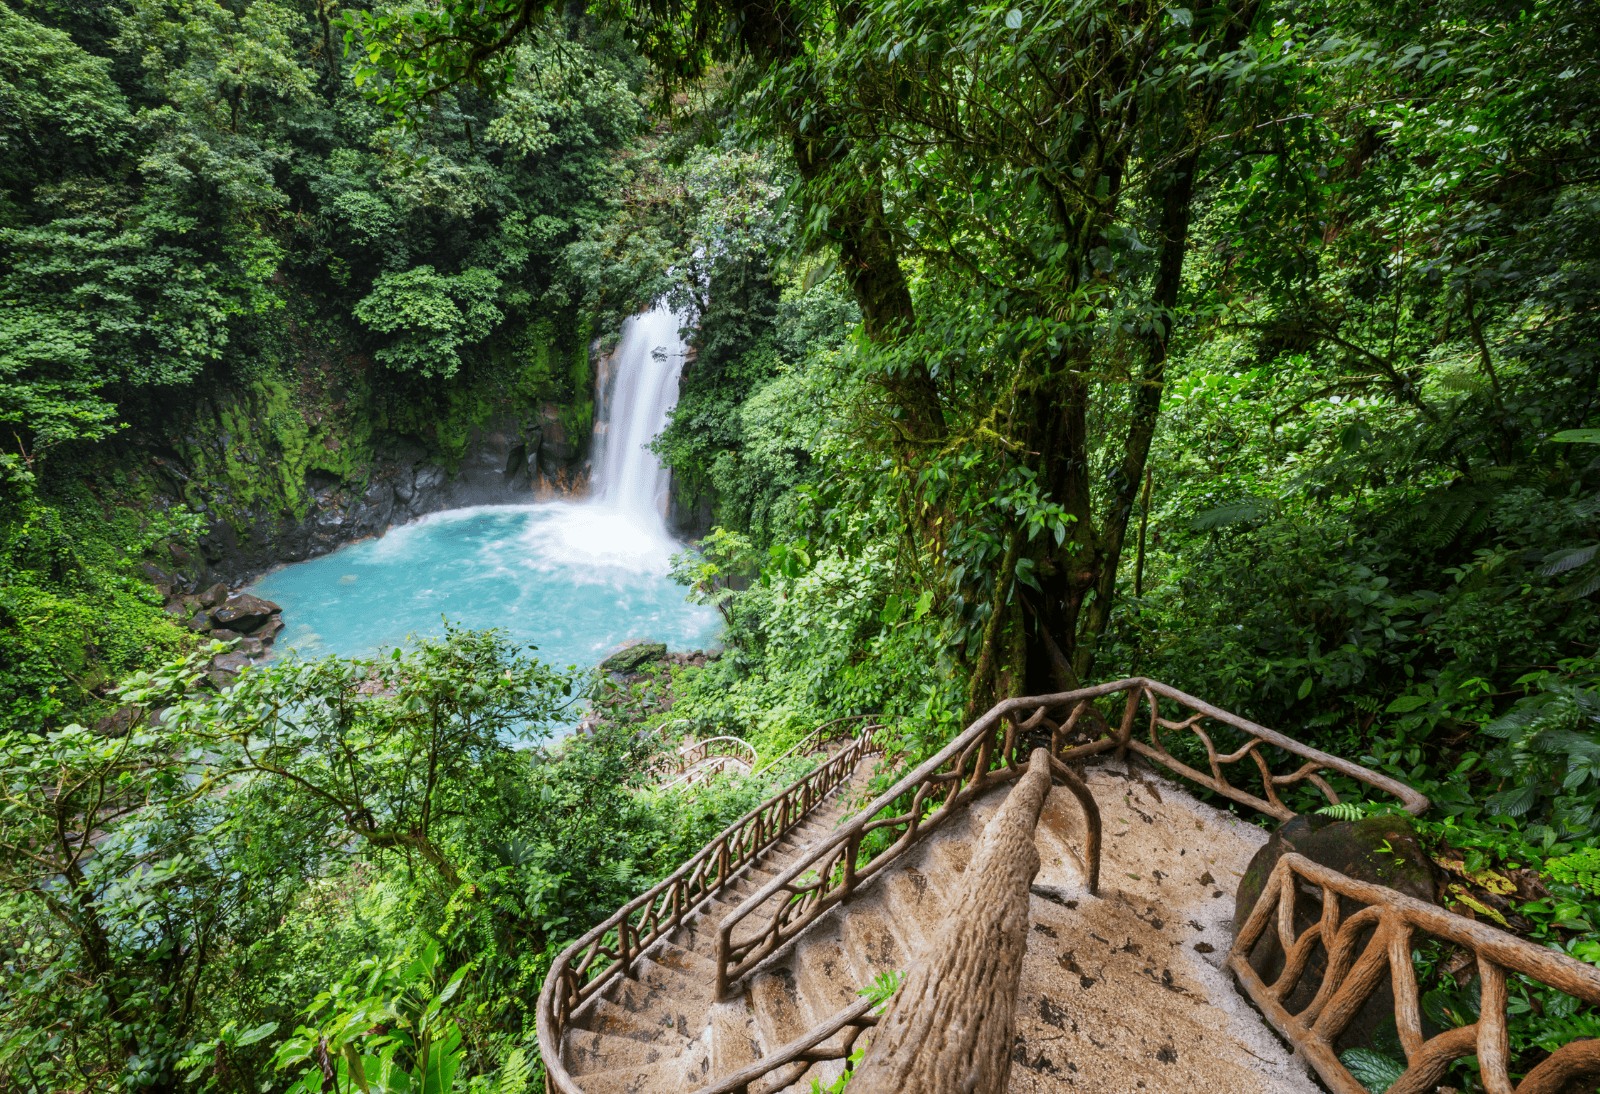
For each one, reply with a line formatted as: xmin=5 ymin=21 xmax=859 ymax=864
xmin=5 ymin=0 xmax=1600 ymax=1088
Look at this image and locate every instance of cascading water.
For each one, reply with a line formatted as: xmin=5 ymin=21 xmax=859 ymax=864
xmin=244 ymin=302 xmax=719 ymax=695
xmin=591 ymin=305 xmax=689 ymax=530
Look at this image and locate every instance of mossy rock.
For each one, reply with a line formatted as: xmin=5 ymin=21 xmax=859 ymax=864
xmin=1234 ymin=812 xmax=1437 ymax=1057
xmin=1235 ymin=813 xmax=1436 ymax=930
xmin=599 ymin=641 xmax=667 ymax=674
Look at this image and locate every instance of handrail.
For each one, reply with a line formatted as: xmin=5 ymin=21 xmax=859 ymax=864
xmin=712 ymin=677 xmax=1425 ymax=998
xmin=683 ymin=996 xmax=880 ymax=1094
xmin=1228 ymin=851 xmax=1600 ymax=1094
xmin=656 ymin=737 xmax=758 ymax=793
xmin=848 ymin=747 xmax=1055 ymax=1094
xmin=752 ymin=714 xmax=891 ymax=779
xmin=648 ymin=735 xmax=759 ymax=789
xmin=536 ymin=731 xmax=884 ymax=1094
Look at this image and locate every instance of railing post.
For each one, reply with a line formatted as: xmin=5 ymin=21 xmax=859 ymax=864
xmin=848 ymin=748 xmax=1054 ymax=1094
xmin=1115 ymin=687 xmax=1139 ymax=761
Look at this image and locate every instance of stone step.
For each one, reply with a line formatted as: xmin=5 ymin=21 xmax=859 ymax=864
xmin=653 ymin=942 xmax=716 ymax=980
xmin=636 ymin=957 xmax=717 ymax=1011
xmin=838 ymin=898 xmax=910 ymax=985
xmin=575 ymin=995 xmax=685 ymax=1043
xmin=748 ymin=964 xmax=809 ymax=1051
xmin=575 ymin=1045 xmax=711 ymax=1094
xmin=791 ymin=922 xmax=860 ymax=1025
xmin=575 ymin=1058 xmax=682 ymax=1094
xmin=876 ymin=862 xmax=947 ymax=952
xmin=603 ymin=976 xmax=699 ymax=1038
xmin=707 ymin=998 xmax=763 ymax=1081
xmin=564 ymin=1028 xmax=683 ymax=1079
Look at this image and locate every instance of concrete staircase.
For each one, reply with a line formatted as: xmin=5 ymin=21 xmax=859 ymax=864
xmin=556 ymin=757 xmax=1324 ymax=1094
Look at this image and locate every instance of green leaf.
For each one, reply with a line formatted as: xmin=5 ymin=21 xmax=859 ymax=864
xmin=1542 ymin=545 xmax=1599 ymax=576
xmin=1551 ymin=429 xmax=1600 ymax=444
xmin=1340 ymin=1048 xmax=1406 ymax=1092
xmin=235 ymin=1021 xmax=280 ymax=1047
xmin=1005 ymin=8 xmax=1023 ymax=29
xmin=1191 ymin=501 xmax=1263 ymax=531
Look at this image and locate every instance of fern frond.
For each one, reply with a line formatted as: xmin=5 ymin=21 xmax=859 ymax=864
xmin=1559 ymin=568 xmax=1600 ymax=601
xmin=1481 ymin=713 xmax=1533 ymax=739
xmin=1191 ymin=500 xmax=1265 ymax=532
xmin=1542 ymin=544 xmax=1600 ymax=576
xmin=498 ymin=1048 xmax=531 ymax=1094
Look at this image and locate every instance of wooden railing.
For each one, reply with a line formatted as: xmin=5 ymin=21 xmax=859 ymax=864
xmin=536 ymin=730 xmax=881 ymax=1094
xmin=687 ymin=749 xmax=1059 ymax=1094
xmin=713 ymin=677 xmax=1424 ymax=998
xmin=656 ymin=736 xmax=759 ymax=792
xmin=1228 ymin=852 xmax=1600 ymax=1094
xmin=752 ymin=715 xmax=889 ymax=779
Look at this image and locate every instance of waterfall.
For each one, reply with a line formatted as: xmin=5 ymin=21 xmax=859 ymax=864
xmin=592 ymin=304 xmax=689 ymax=533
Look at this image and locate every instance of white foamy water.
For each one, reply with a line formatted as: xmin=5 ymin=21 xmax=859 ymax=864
xmin=245 ymin=302 xmax=717 ymax=680
xmin=592 ymin=305 xmax=689 ymax=531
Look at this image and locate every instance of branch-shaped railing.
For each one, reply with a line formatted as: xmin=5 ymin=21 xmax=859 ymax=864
xmin=537 ymin=730 xmax=881 ymax=1094
xmin=683 ymin=996 xmax=881 ymax=1094
xmin=713 ymin=677 xmax=1424 ymax=998
xmin=1228 ymin=852 xmax=1600 ymax=1094
xmin=752 ymin=715 xmax=889 ymax=779
xmin=656 ymin=736 xmax=759 ymax=792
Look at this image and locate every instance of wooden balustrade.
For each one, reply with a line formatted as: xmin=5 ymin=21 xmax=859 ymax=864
xmin=536 ymin=730 xmax=881 ymax=1094
xmin=713 ymin=677 xmax=1419 ymax=999
xmin=546 ymin=678 xmax=1600 ymax=1094
xmin=1228 ymin=852 xmax=1600 ymax=1094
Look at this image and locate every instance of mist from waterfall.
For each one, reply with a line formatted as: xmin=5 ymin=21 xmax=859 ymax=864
xmin=243 ymin=301 xmax=720 ymax=681
xmin=592 ymin=304 xmax=689 ymax=533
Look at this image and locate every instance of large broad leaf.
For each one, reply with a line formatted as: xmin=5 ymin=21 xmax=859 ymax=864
xmin=1551 ymin=429 xmax=1600 ymax=444
xmin=1190 ymin=500 xmax=1264 ymax=531
xmin=1486 ymin=783 xmax=1540 ymax=817
xmin=1541 ymin=544 xmax=1599 ymax=575
xmin=1340 ymin=1048 xmax=1406 ymax=1092
xmin=234 ymin=1021 xmax=279 ymax=1048
xmin=1480 ymin=704 xmax=1545 ymax=738
xmin=1559 ymin=568 xmax=1600 ymax=602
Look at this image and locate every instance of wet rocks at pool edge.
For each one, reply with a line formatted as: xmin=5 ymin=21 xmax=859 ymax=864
xmin=598 ymin=640 xmax=669 ymax=674
xmin=159 ymin=586 xmax=286 ymax=686
xmin=579 ymin=641 xmax=721 ymax=733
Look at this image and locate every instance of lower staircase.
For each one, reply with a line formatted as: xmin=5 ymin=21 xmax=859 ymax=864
xmin=553 ymin=754 xmax=1316 ymax=1094
xmin=543 ymin=679 xmax=1600 ymax=1094
xmin=559 ymin=758 xmax=873 ymax=1094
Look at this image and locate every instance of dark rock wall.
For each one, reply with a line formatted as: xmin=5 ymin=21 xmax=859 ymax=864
xmin=143 ymin=413 xmax=593 ymax=593
xmin=179 ymin=417 xmax=586 ymax=587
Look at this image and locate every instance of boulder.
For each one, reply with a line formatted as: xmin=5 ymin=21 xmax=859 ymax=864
xmin=198 ymin=582 xmax=230 ymax=608
xmin=141 ymin=561 xmax=172 ymax=585
xmin=94 ymin=705 xmax=137 ymax=738
xmin=211 ymin=593 xmax=278 ymax=632
xmin=210 ymin=652 xmax=251 ymax=675
xmin=186 ymin=607 xmax=214 ymax=633
xmin=1234 ymin=813 xmax=1437 ymax=1055
xmin=599 ymin=640 xmax=668 ymax=674
xmin=256 ymin=614 xmax=285 ymax=643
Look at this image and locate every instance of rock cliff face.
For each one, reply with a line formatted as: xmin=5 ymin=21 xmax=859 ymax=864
xmin=141 ymin=410 xmax=592 ymax=592
xmin=117 ymin=338 xmax=603 ymax=598
xmin=159 ymin=415 xmax=588 ymax=588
